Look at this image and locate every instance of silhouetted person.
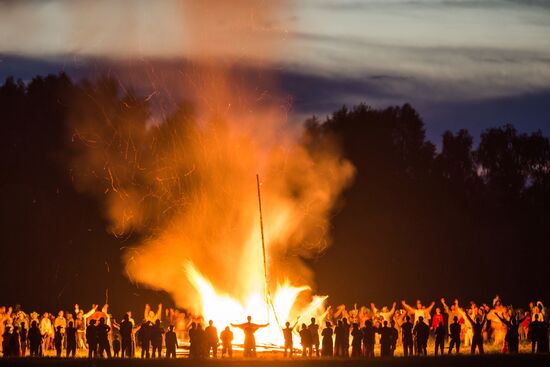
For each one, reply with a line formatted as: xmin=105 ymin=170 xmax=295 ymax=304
xmin=28 ymin=321 xmax=42 ymax=357
xmin=282 ymin=320 xmax=298 ymax=357
xmin=299 ymin=323 xmax=312 ymax=357
xmin=231 ymin=316 xmax=269 ymax=357
xmin=165 ymin=325 xmax=178 ymax=358
xmin=205 ymin=320 xmax=218 ymax=358
xmin=2 ymin=326 xmax=12 ymax=357
xmin=495 ymin=313 xmax=523 ymax=353
xmin=413 ymin=316 xmax=429 ymax=356
xmin=350 ymin=323 xmax=362 ymax=358
xmin=220 ymin=326 xmax=233 ymax=358
xmin=97 ymin=318 xmax=111 ymax=358
xmin=194 ymin=323 xmax=206 ymax=358
xmin=389 ymin=320 xmax=398 ymax=356
xmin=362 ymin=319 xmax=376 ymax=358
xmin=188 ymin=322 xmax=198 ymax=358
xmin=434 ymin=321 xmax=445 ymax=355
xmin=342 ymin=318 xmax=350 ymax=357
xmin=20 ymin=322 xmax=27 ymax=357
xmin=9 ymin=326 xmax=20 ymax=357
xmin=309 ymin=317 xmax=320 ymax=357
xmin=321 ymin=321 xmax=333 ymax=357
xmin=401 ymin=315 xmax=414 ymax=356
xmin=151 ymin=319 xmax=163 ymax=358
xmin=448 ymin=316 xmax=461 ymax=354
xmin=54 ymin=326 xmax=63 ymax=357
xmin=119 ymin=314 xmax=133 ymax=358
xmin=378 ymin=320 xmax=393 ymax=357
xmin=112 ymin=335 xmax=121 ymax=357
xmin=334 ymin=320 xmax=345 ymax=357
xmin=65 ymin=321 xmax=77 ymax=357
xmin=139 ymin=321 xmax=151 ymax=358
xmin=465 ymin=309 xmax=486 ymax=354
xmin=86 ymin=319 xmax=98 ymax=358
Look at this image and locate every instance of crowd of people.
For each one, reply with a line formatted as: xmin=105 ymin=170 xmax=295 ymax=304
xmin=0 ymin=296 xmax=548 ymax=359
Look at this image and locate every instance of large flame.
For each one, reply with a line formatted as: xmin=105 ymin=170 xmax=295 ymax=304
xmin=69 ymin=0 xmax=354 ymax=348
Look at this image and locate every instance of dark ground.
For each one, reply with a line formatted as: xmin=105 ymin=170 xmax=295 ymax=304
xmin=0 ymin=355 xmax=549 ymax=367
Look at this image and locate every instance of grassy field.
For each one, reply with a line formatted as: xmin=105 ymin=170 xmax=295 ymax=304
xmin=0 ymin=354 xmax=549 ymax=367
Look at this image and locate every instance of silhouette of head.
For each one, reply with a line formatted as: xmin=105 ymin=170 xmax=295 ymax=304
xmin=311 ymin=317 xmax=316 ymax=324
xmin=99 ymin=317 xmax=105 ymax=325
xmin=69 ymin=321 xmax=73 ymax=328
xmin=247 ymin=316 xmax=252 ymax=322
xmin=453 ymin=316 xmax=458 ymax=322
xmin=326 ymin=321 xmax=332 ymax=327
xmin=191 ymin=322 xmax=196 ymax=328
xmin=302 ymin=323 xmax=307 ymax=330
xmin=343 ymin=317 xmax=348 ymax=324
xmin=225 ymin=326 xmax=230 ymax=331
xmin=123 ymin=314 xmax=129 ymax=321
xmin=418 ymin=316 xmax=424 ymax=323
xmin=31 ymin=321 xmax=37 ymax=328
xmin=475 ymin=317 xmax=481 ymax=324
xmin=365 ymin=319 xmax=372 ymax=327
xmin=337 ymin=320 xmax=342 ymax=326
xmin=90 ymin=320 xmax=96 ymax=326
xmin=285 ymin=321 xmax=290 ymax=327
xmin=405 ymin=316 xmax=410 ymax=322
xmin=534 ymin=314 xmax=539 ymax=321
xmin=209 ymin=320 xmax=213 ymax=326
xmin=21 ymin=322 xmax=25 ymax=328
xmin=383 ymin=321 xmax=388 ymax=327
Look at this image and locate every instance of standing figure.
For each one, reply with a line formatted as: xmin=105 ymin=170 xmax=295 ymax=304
xmin=119 ymin=314 xmax=133 ymax=358
xmin=20 ymin=323 xmax=27 ymax=357
xmin=53 ymin=326 xmax=63 ymax=357
xmin=165 ymin=325 xmax=179 ymax=358
xmin=350 ymin=323 xmax=362 ymax=358
xmin=96 ymin=318 xmax=111 ymax=358
xmin=28 ymin=321 xmax=42 ymax=357
xmin=362 ymin=319 xmax=376 ymax=358
xmin=112 ymin=335 xmax=121 ymax=357
xmin=448 ymin=316 xmax=461 ymax=354
xmin=220 ymin=326 xmax=233 ymax=358
xmin=334 ymin=320 xmax=345 ymax=357
xmin=321 ymin=321 xmax=333 ymax=357
xmin=401 ymin=316 xmax=414 ymax=357
xmin=205 ymin=320 xmax=219 ymax=358
xmin=65 ymin=321 xmax=77 ymax=358
xmin=463 ymin=308 xmax=486 ymax=354
xmin=150 ymin=319 xmax=164 ymax=358
xmin=496 ymin=313 xmax=525 ymax=353
xmin=139 ymin=321 xmax=152 ymax=358
xmin=434 ymin=321 xmax=445 ymax=355
xmin=413 ymin=316 xmax=429 ymax=356
xmin=86 ymin=319 xmax=98 ymax=358
xmin=282 ymin=320 xmax=298 ymax=357
xmin=230 ymin=316 xmax=269 ymax=357
xmin=299 ymin=323 xmax=312 ymax=357
xmin=309 ymin=318 xmax=320 ymax=357
xmin=378 ymin=321 xmax=393 ymax=357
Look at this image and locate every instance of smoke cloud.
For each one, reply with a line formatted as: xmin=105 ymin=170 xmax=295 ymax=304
xmin=68 ymin=0 xmax=354 ymax=312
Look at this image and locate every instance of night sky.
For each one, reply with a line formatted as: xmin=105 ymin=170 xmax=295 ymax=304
xmin=1 ymin=0 xmax=549 ymax=315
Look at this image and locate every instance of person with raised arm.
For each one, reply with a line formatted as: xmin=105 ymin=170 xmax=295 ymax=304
xmin=495 ymin=312 xmax=526 ymax=353
xmin=461 ymin=307 xmax=487 ymax=354
xmin=282 ymin=319 xmax=299 ymax=357
xmin=370 ymin=302 xmax=397 ymax=323
xmin=401 ymin=300 xmax=435 ymax=325
xmin=230 ymin=316 xmax=269 ymax=357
